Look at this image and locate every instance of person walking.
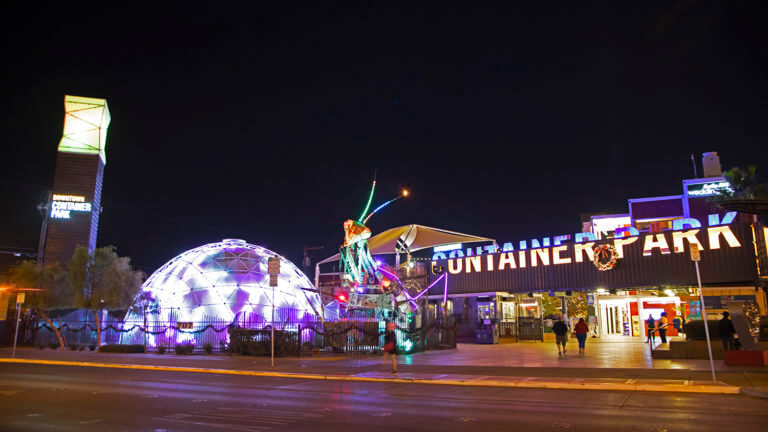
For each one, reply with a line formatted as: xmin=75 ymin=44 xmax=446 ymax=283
xmin=574 ymin=318 xmax=589 ymax=355
xmin=552 ymin=316 xmax=569 ymax=356
xmin=645 ymin=314 xmax=656 ymax=344
xmin=382 ymin=321 xmax=398 ymax=375
xmin=718 ymin=311 xmax=736 ymax=351
xmin=658 ymin=312 xmax=668 ymax=344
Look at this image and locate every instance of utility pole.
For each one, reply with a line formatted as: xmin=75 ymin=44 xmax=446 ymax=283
xmin=302 ymin=246 xmax=324 ymax=274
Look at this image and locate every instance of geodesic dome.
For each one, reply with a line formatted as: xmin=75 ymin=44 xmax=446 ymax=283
xmin=121 ymin=239 xmax=321 ymax=347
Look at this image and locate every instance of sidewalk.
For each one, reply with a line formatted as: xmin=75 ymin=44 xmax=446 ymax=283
xmin=2 ymin=339 xmax=766 ymax=396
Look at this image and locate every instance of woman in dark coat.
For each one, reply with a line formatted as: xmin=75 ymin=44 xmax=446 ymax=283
xmin=383 ymin=321 xmax=398 ymax=375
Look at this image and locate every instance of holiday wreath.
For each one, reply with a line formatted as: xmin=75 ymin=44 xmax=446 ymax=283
xmin=593 ymin=244 xmax=619 ymax=271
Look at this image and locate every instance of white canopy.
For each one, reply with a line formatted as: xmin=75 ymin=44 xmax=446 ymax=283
xmin=317 ymin=224 xmax=495 ymax=265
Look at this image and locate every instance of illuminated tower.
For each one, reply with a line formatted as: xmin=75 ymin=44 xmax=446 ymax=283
xmin=40 ymin=95 xmax=110 ymax=266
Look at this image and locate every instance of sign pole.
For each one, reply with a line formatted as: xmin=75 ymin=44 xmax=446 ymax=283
xmin=271 ymin=284 xmax=275 ymax=368
xmin=268 ymin=257 xmax=280 ymax=369
xmin=690 ymin=244 xmax=716 ymax=382
xmin=11 ymin=292 xmax=25 ymax=359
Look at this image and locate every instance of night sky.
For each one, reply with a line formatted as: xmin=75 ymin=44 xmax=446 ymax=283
xmin=2 ymin=2 xmax=767 ymax=275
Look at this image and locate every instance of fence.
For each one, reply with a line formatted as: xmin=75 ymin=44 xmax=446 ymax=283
xmin=10 ymin=307 xmax=457 ymax=355
xmin=517 ymin=316 xmax=544 ymax=341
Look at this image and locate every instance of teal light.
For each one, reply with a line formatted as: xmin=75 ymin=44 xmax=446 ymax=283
xmin=358 ymin=179 xmax=377 ymax=222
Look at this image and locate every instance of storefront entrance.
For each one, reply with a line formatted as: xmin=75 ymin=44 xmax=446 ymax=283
xmin=595 ymin=293 xmax=682 ymax=338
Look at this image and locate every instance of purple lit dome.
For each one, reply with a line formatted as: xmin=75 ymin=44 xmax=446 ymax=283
xmin=120 ymin=239 xmax=321 ymax=347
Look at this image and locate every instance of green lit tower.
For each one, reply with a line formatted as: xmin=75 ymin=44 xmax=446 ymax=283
xmin=40 ymin=95 xmax=110 ymax=266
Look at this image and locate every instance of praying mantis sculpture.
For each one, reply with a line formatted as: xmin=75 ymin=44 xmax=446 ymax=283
xmin=339 ymin=174 xmax=413 ymax=314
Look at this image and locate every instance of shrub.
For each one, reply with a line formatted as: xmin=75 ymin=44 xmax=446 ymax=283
xmin=157 ymin=345 xmax=167 ymax=354
xmin=228 ymin=328 xmax=299 ymax=356
xmin=203 ymin=343 xmax=213 ymax=354
xmin=37 ymin=344 xmax=45 ymax=350
xmin=69 ymin=344 xmax=80 ymax=351
xmin=98 ymin=344 xmax=145 ymax=353
xmin=174 ymin=344 xmax=194 ymax=355
xmin=78 ymin=345 xmax=85 ymax=351
xmin=48 ymin=343 xmax=59 ymax=350
xmin=88 ymin=344 xmax=96 ymax=351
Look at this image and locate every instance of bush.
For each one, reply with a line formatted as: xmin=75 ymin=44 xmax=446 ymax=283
xmin=98 ymin=344 xmax=145 ymax=353
xmin=203 ymin=343 xmax=213 ymax=354
xmin=157 ymin=345 xmax=167 ymax=354
xmin=88 ymin=344 xmax=96 ymax=351
xmin=78 ymin=345 xmax=85 ymax=351
xmin=174 ymin=344 xmax=194 ymax=355
xmin=683 ymin=320 xmax=721 ymax=340
xmin=69 ymin=344 xmax=80 ymax=351
xmin=228 ymin=328 xmax=299 ymax=356
xmin=37 ymin=344 xmax=45 ymax=350
xmin=48 ymin=343 xmax=59 ymax=350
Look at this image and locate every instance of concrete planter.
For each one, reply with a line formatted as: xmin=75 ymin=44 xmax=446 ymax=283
xmin=653 ymin=340 xmax=768 ymax=360
xmin=724 ymin=350 xmax=768 ymax=366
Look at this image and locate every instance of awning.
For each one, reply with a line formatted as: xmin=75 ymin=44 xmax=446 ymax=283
xmin=316 ymin=224 xmax=495 ymax=265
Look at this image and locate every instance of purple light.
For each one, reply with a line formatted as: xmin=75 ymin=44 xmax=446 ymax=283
xmin=378 ymin=267 xmax=401 ymax=284
xmin=411 ymin=273 xmax=447 ymax=301
xmin=443 ymin=273 xmax=448 ymax=305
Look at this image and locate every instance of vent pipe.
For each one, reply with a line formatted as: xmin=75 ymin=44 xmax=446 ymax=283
xmin=702 ymin=152 xmax=722 ymax=178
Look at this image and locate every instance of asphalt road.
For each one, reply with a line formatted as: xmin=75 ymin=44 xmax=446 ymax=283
xmin=1 ymin=363 xmax=767 ymax=432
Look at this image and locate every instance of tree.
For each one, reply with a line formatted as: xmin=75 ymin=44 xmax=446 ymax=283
xmin=541 ymin=295 xmax=561 ymax=318
xmin=129 ymin=290 xmax=158 ymax=352
xmin=716 ymin=166 xmax=767 ymax=201
xmin=9 ymin=261 xmax=73 ymax=350
xmin=566 ymin=292 xmax=588 ymax=319
xmin=69 ymin=246 xmax=144 ymax=347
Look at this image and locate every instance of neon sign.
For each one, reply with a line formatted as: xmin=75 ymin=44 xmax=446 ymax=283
xmin=50 ymin=194 xmax=92 ymax=219
xmin=433 ymin=243 xmax=462 ymax=253
xmin=687 ymin=181 xmax=732 ymax=197
xmin=435 ymin=213 xmax=743 ymax=274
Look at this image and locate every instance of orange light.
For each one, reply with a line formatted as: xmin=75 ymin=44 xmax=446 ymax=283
xmin=402 ymin=189 xmax=409 ymax=197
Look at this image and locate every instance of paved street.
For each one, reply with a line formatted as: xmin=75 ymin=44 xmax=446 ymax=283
xmin=4 ymin=338 xmax=767 ymax=389
xmin=1 ymin=362 xmax=767 ymax=432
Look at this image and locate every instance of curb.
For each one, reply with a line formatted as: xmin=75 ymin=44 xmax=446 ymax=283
xmin=740 ymin=387 xmax=768 ymax=399
xmin=0 ymin=358 xmax=740 ymax=395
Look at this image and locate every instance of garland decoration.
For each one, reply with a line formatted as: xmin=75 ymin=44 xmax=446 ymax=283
xmin=593 ymin=244 xmax=619 ymax=271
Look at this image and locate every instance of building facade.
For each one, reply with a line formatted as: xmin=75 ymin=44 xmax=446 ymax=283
xmin=40 ymin=96 xmax=110 ymax=266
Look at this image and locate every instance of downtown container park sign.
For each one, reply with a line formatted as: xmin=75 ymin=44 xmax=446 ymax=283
xmin=429 ymin=213 xmax=766 ymax=296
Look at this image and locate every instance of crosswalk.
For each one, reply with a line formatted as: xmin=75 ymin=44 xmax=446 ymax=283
xmin=155 ymin=407 xmax=325 ymax=431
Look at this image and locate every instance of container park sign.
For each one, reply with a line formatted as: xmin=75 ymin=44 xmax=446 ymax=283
xmin=433 ymin=212 xmax=740 ymax=267
xmin=50 ymin=194 xmax=92 ymax=219
xmin=428 ymin=214 xmax=766 ymax=295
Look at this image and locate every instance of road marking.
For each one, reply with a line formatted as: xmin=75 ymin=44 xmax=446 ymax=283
xmin=0 ymin=358 xmax=741 ymax=394
xmin=155 ymin=416 xmax=267 ymax=431
xmin=156 ymin=406 xmax=326 ymax=431
xmin=79 ymin=419 xmax=103 ymax=425
xmin=0 ymin=390 xmax=21 ymax=396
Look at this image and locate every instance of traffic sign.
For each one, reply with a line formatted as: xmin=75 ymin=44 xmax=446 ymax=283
xmin=268 ymin=257 xmax=280 ymax=275
xmin=269 ymin=274 xmax=279 ymax=287
xmin=690 ymin=243 xmax=701 ymax=261
xmin=16 ymin=293 xmax=25 ymax=304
